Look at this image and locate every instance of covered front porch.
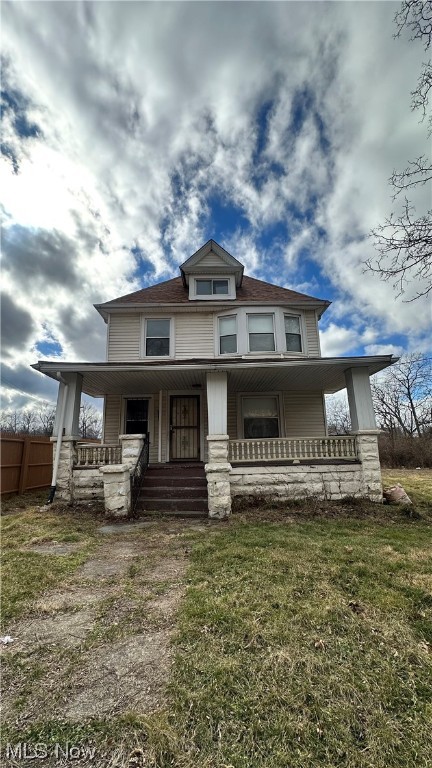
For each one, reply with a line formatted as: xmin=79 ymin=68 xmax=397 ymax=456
xmin=33 ymin=355 xmax=396 ymax=517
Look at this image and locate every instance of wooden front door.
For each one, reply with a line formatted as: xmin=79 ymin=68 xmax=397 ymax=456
xmin=170 ymin=396 xmax=200 ymax=461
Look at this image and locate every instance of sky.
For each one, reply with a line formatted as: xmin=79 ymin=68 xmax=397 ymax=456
xmin=1 ymin=0 xmax=431 ymax=412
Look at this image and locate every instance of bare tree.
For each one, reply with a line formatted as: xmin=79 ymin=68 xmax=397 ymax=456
xmin=36 ymin=405 xmax=56 ymax=436
xmin=371 ymin=353 xmax=432 ymax=436
xmin=79 ymin=401 xmax=102 ymax=439
xmin=366 ymin=1 xmax=432 ymax=300
xmin=325 ymin=393 xmax=351 ymax=435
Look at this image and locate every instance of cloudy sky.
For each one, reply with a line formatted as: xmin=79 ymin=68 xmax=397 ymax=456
xmin=1 ymin=0 xmax=430 ymax=411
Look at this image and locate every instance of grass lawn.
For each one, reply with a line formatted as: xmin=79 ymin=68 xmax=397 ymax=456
xmin=1 ymin=470 xmax=431 ymax=767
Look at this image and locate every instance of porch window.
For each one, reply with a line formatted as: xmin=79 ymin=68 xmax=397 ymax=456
xmin=219 ymin=315 xmax=237 ymax=354
xmin=248 ymin=314 xmax=275 ymax=352
xmin=125 ymin=399 xmax=148 ymax=435
xmin=145 ymin=318 xmax=170 ymax=356
xmin=242 ymin=396 xmax=280 ymax=439
xmin=196 ymin=278 xmax=229 ymax=296
xmin=285 ymin=314 xmax=302 ymax=352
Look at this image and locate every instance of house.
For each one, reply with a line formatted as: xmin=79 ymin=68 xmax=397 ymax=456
xmin=33 ymin=240 xmax=397 ymax=518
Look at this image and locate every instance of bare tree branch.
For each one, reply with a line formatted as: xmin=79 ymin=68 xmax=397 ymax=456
xmin=365 ymin=3 xmax=432 ymax=300
xmin=367 ymin=200 xmax=432 ymax=299
xmin=394 ymin=0 xmax=432 ymax=49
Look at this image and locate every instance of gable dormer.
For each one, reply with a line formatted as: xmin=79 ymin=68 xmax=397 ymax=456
xmin=180 ymin=240 xmax=244 ymax=300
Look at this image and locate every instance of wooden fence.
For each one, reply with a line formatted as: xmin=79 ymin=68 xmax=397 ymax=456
xmin=0 ymin=436 xmax=53 ymax=495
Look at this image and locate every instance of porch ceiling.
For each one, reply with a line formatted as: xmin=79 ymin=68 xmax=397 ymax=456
xmin=32 ymin=355 xmax=397 ymax=398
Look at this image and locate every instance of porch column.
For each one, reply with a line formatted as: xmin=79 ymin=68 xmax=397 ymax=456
xmin=345 ymin=368 xmax=382 ymax=502
xmin=205 ymin=371 xmax=231 ymax=518
xmin=52 ymin=373 xmax=83 ymax=438
xmin=206 ymin=371 xmax=228 ymax=434
xmin=344 ymin=368 xmax=377 ymax=431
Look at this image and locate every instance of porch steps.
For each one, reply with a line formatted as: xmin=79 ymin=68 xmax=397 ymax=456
xmin=136 ymin=463 xmax=208 ymax=517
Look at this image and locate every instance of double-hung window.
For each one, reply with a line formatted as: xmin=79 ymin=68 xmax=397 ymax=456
xmin=145 ymin=318 xmax=170 ymax=356
xmin=242 ymin=396 xmax=280 ymax=438
xmin=125 ymin=398 xmax=149 ymax=435
xmin=248 ymin=314 xmax=275 ymax=352
xmin=284 ymin=315 xmax=302 ymax=352
xmin=219 ymin=315 xmax=237 ymax=354
xmin=196 ymin=278 xmax=229 ymax=296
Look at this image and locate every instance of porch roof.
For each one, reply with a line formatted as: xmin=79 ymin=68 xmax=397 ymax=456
xmin=32 ymin=355 xmax=397 ymax=398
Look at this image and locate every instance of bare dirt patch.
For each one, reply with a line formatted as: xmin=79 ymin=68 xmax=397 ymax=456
xmin=25 ymin=542 xmax=83 ymax=556
xmin=2 ymin=521 xmax=192 ymax=730
xmin=3 ymin=609 xmax=96 ymax=653
xmin=63 ymin=630 xmax=172 ymax=720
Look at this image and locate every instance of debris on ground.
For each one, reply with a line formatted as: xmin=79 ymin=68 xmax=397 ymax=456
xmin=383 ymin=484 xmax=412 ymax=505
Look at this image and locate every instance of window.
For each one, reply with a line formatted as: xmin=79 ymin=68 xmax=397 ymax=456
xmin=125 ymin=399 xmax=148 ymax=435
xmin=145 ymin=318 xmax=170 ymax=356
xmin=219 ymin=315 xmax=237 ymax=354
xmin=285 ymin=315 xmax=302 ymax=352
xmin=242 ymin=396 xmax=280 ymax=438
xmin=248 ymin=314 xmax=275 ymax=352
xmin=196 ymin=278 xmax=229 ymax=296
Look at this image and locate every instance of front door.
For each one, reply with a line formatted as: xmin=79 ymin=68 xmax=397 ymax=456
xmin=170 ymin=396 xmax=200 ymax=460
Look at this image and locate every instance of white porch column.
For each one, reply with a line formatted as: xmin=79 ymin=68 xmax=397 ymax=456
xmin=206 ymin=371 xmax=228 ymax=434
xmin=205 ymin=371 xmax=231 ymax=518
xmin=345 ymin=368 xmax=377 ymax=431
xmin=52 ymin=373 xmax=83 ymax=438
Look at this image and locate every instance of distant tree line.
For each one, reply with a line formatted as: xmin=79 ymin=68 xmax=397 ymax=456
xmin=0 ymin=401 xmax=102 ymax=439
xmin=326 ymin=354 xmax=432 ymax=467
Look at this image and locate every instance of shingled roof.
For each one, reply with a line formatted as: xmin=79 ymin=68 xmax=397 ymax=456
xmin=98 ymin=275 xmax=330 ymax=308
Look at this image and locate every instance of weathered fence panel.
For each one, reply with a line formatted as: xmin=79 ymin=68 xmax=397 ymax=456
xmin=0 ymin=437 xmax=53 ymax=495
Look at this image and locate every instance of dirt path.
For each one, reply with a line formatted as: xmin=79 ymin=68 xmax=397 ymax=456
xmin=2 ymin=520 xmax=206 ymax=730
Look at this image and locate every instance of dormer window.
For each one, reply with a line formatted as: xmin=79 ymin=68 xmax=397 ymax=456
xmin=196 ymin=278 xmax=229 ymax=296
xmin=189 ymin=274 xmax=236 ymax=300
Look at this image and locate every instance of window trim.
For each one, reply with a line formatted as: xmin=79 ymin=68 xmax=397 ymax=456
xmin=236 ymin=391 xmax=284 ymax=439
xmin=247 ymin=313 xmax=276 ymax=354
xmin=189 ymin=274 xmax=236 ymax=300
xmin=141 ymin=316 xmax=174 ymax=358
xmin=284 ymin=313 xmax=303 ymax=353
xmin=218 ymin=314 xmax=238 ymax=355
xmin=121 ymin=395 xmax=155 ymax=443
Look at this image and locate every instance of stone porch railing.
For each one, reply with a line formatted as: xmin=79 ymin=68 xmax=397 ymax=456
xmin=52 ymin=434 xmax=146 ymax=517
xmin=228 ymin=435 xmax=358 ymax=463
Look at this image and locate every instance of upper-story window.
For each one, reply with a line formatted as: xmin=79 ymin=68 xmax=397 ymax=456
xmin=189 ymin=275 xmax=236 ymax=300
xmin=196 ymin=278 xmax=229 ymax=296
xmin=219 ymin=315 xmax=237 ymax=354
xmin=284 ymin=314 xmax=302 ymax=352
xmin=247 ymin=314 xmax=275 ymax=352
xmin=145 ymin=318 xmax=170 ymax=356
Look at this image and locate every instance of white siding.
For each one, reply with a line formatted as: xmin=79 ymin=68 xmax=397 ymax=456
xmin=104 ymin=395 xmax=121 ymax=443
xmin=193 ymin=252 xmax=231 ymax=270
xmin=175 ymin=314 xmax=214 ymax=358
xmin=108 ymin=314 xmax=141 ymax=361
xmin=304 ymin=310 xmax=320 ymax=357
xmin=283 ymin=392 xmax=326 ymax=436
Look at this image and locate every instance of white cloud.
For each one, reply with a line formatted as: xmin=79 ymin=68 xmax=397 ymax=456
xmin=1 ymin=0 xmax=430 ymax=407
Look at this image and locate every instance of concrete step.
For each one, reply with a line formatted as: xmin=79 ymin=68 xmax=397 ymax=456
xmin=137 ymin=497 xmax=208 ymax=513
xmin=139 ymin=486 xmax=207 ymax=499
xmin=143 ymin=476 xmax=207 ymax=488
xmin=136 ymin=509 xmax=207 ymax=519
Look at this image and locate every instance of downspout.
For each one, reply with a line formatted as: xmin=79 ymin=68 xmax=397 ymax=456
xmin=47 ymin=374 xmax=69 ymax=504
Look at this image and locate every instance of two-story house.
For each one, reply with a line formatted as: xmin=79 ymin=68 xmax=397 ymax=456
xmin=33 ymin=240 xmax=397 ymax=517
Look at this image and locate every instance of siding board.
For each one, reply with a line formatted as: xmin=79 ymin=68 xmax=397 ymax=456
xmin=304 ymin=310 xmax=320 ymax=356
xmin=175 ymin=314 xmax=214 ymax=358
xmin=108 ymin=314 xmax=141 ymax=361
xmin=283 ymin=392 xmax=326 ymax=436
